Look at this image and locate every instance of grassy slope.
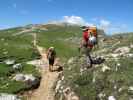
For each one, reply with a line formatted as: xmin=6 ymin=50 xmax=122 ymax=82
xmin=0 ymin=24 xmax=132 ymax=99
xmin=60 ymin=33 xmax=133 ymax=100
xmin=0 ymin=24 xmax=82 ymax=61
xmin=0 ymin=27 xmax=40 ymax=63
xmin=37 ymin=24 xmax=82 ymax=60
xmin=0 ymin=24 xmax=81 ymax=94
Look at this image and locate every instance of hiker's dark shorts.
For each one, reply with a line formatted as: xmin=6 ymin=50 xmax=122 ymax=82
xmin=80 ymin=46 xmax=92 ymax=56
xmin=49 ymin=58 xmax=55 ymax=66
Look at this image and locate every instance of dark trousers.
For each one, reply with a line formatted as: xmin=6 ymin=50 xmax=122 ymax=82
xmin=49 ymin=58 xmax=55 ymax=66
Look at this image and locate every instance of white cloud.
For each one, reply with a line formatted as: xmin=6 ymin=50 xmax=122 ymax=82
xmin=47 ymin=16 xmax=94 ymax=26
xmin=63 ymin=16 xmax=92 ymax=26
xmin=47 ymin=16 xmax=128 ymax=34
xmin=63 ymin=16 xmax=85 ymax=25
xmin=62 ymin=16 xmax=94 ymax=26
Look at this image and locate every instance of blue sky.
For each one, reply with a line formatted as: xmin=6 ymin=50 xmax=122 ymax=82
xmin=0 ymin=0 xmax=133 ymax=34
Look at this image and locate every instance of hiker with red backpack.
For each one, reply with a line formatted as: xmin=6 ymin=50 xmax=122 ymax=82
xmin=81 ymin=26 xmax=98 ymax=67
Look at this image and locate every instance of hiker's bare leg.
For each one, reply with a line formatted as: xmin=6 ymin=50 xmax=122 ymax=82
xmin=85 ymin=47 xmax=93 ymax=68
xmin=49 ymin=65 xmax=52 ymax=71
xmin=51 ymin=65 xmax=53 ymax=71
xmin=86 ymin=54 xmax=93 ymax=68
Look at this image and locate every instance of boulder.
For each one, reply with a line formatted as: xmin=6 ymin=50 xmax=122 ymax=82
xmin=102 ymin=64 xmax=110 ymax=72
xmin=129 ymin=86 xmax=133 ymax=91
xmin=68 ymin=57 xmax=75 ymax=64
xmin=55 ymin=80 xmax=62 ymax=93
xmin=114 ymin=47 xmax=130 ymax=54
xmin=4 ymin=59 xmax=15 ymax=65
xmin=13 ymin=73 xmax=40 ymax=88
xmin=13 ymin=74 xmax=25 ymax=81
xmin=130 ymin=44 xmax=133 ymax=48
xmin=98 ymin=92 xmax=106 ymax=99
xmin=127 ymin=54 xmax=133 ymax=58
xmin=111 ymin=54 xmax=120 ymax=58
xmin=63 ymin=87 xmax=71 ymax=95
xmin=108 ymin=96 xmax=116 ymax=100
xmin=25 ymin=74 xmax=37 ymax=85
xmin=24 ymin=74 xmax=36 ymax=82
xmin=12 ymin=63 xmax=22 ymax=70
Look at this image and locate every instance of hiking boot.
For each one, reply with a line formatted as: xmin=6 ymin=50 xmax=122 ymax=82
xmin=50 ymin=70 xmax=54 ymax=72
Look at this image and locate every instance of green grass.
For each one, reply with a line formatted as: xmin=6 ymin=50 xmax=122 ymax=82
xmin=57 ymin=32 xmax=133 ymax=100
xmin=36 ymin=25 xmax=81 ymax=61
xmin=0 ymin=24 xmax=133 ymax=99
xmin=0 ymin=79 xmax=26 ymax=94
xmin=21 ymin=63 xmax=41 ymax=77
xmin=61 ymin=55 xmax=133 ymax=100
xmin=62 ymin=57 xmax=96 ymax=99
xmin=0 ymin=63 xmax=12 ymax=77
xmin=0 ymin=63 xmax=40 ymax=94
xmin=0 ymin=28 xmax=40 ymax=63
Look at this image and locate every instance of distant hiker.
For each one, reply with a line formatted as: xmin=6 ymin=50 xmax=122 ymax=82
xmin=47 ymin=47 xmax=56 ymax=72
xmin=81 ymin=26 xmax=98 ymax=67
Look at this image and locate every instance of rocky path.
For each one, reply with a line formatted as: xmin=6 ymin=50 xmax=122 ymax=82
xmin=28 ymin=46 xmax=61 ymax=100
xmin=30 ymin=68 xmax=60 ymax=100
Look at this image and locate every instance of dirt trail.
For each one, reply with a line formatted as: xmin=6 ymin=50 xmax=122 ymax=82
xmin=28 ymin=46 xmax=61 ymax=100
